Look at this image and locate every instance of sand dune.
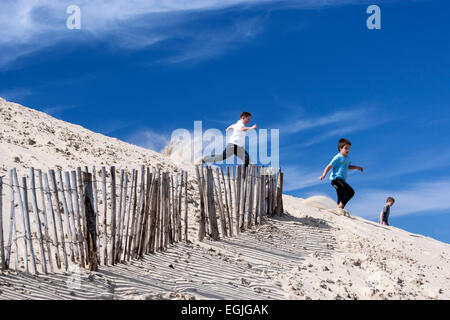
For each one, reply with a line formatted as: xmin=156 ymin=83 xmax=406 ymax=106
xmin=1 ymin=97 xmax=450 ymax=300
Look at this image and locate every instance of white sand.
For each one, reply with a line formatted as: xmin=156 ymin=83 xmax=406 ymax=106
xmin=1 ymin=97 xmax=450 ymax=300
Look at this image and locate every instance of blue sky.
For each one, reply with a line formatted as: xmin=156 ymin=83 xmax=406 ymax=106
xmin=1 ymin=0 xmax=450 ymax=242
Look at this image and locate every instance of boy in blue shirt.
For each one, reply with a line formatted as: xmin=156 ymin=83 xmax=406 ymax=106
xmin=318 ymin=138 xmax=364 ymax=217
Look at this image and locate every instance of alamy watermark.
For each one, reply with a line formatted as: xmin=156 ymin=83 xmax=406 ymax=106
xmin=367 ymin=5 xmax=381 ymax=30
xmin=167 ymin=121 xmax=280 ymax=169
xmin=67 ymin=5 xmax=81 ymax=30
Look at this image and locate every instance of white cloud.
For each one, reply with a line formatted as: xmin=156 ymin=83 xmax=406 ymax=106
xmin=347 ymin=180 xmax=450 ymax=219
xmin=127 ymin=128 xmax=171 ymax=152
xmin=282 ymin=164 xmax=321 ymax=191
xmin=276 ymin=105 xmax=391 ymax=150
xmin=0 ymin=0 xmax=384 ymax=68
xmin=0 ymin=87 xmax=32 ymax=101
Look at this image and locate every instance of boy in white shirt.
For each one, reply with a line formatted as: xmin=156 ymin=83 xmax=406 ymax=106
xmin=202 ymin=111 xmax=257 ymax=166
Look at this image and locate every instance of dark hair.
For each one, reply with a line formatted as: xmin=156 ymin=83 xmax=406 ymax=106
xmin=338 ymin=138 xmax=351 ymax=151
xmin=240 ymin=111 xmax=252 ymax=119
xmin=386 ymin=197 xmax=395 ymax=203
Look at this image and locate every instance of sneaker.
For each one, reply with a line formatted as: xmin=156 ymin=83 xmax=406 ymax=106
xmin=343 ymin=209 xmax=351 ymax=217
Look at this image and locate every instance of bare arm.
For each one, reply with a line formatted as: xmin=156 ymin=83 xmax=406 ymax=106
xmin=240 ymin=124 xmax=257 ymax=132
xmin=349 ymin=165 xmax=363 ymax=172
xmin=318 ymin=165 xmax=332 ymax=181
xmin=225 ymin=125 xmax=233 ymax=132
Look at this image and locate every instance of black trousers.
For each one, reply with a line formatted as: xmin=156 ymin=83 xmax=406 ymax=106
xmin=331 ymin=178 xmax=355 ymax=207
xmin=203 ymin=143 xmax=250 ymax=166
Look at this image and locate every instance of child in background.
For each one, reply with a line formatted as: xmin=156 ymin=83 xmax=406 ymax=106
xmin=318 ymin=138 xmax=364 ymax=217
xmin=380 ymin=197 xmax=395 ymax=226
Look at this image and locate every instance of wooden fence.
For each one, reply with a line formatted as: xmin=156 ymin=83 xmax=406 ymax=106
xmin=0 ymin=166 xmax=189 ymax=275
xmin=195 ymin=164 xmax=284 ymax=241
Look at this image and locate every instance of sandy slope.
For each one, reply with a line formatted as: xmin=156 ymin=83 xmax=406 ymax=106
xmin=1 ymin=97 xmax=450 ymax=300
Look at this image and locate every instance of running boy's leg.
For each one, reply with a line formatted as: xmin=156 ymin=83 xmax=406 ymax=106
xmin=234 ymin=145 xmax=250 ymax=166
xmin=331 ymin=179 xmax=354 ymax=208
xmin=203 ymin=143 xmax=235 ymax=163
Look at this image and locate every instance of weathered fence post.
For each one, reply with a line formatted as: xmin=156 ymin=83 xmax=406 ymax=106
xmin=92 ymin=166 xmax=100 ymax=264
xmin=240 ymin=165 xmax=247 ymax=232
xmin=29 ymin=167 xmax=47 ymax=274
xmin=82 ymin=172 xmax=98 ymax=271
xmin=101 ymin=167 xmax=107 ymax=265
xmin=109 ymin=166 xmax=116 ymax=265
xmin=254 ymin=166 xmax=260 ymax=226
xmin=64 ymin=171 xmax=80 ymax=264
xmin=12 ymin=170 xmax=28 ymax=273
xmin=77 ymin=167 xmax=89 ymax=266
xmin=124 ymin=169 xmax=136 ymax=261
xmin=206 ymin=167 xmax=220 ymax=240
xmin=235 ymin=165 xmax=241 ymax=235
xmin=71 ymin=170 xmax=85 ymax=269
xmin=43 ymin=173 xmax=62 ymax=270
xmin=184 ymin=171 xmax=188 ymax=243
xmin=0 ymin=176 xmax=5 ymax=271
xmin=116 ymin=169 xmax=124 ymax=262
xmin=195 ymin=166 xmax=206 ymax=241
xmin=57 ymin=170 xmax=76 ymax=263
xmin=21 ymin=176 xmax=38 ymax=274
xmin=225 ymin=167 xmax=233 ymax=236
xmin=214 ymin=168 xmax=227 ymax=237
xmin=6 ymin=170 xmax=18 ymax=271
xmin=38 ymin=169 xmax=54 ymax=273
xmin=49 ymin=169 xmax=69 ymax=271
xmin=275 ymin=168 xmax=284 ymax=216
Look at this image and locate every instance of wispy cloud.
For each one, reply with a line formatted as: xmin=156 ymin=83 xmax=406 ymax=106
xmin=127 ymin=128 xmax=171 ymax=152
xmin=283 ymin=164 xmax=321 ymax=191
xmin=348 ymin=179 xmax=450 ymax=219
xmin=0 ymin=0 xmax=384 ymax=68
xmin=0 ymin=87 xmax=32 ymax=101
xmin=41 ymin=105 xmax=80 ymax=116
xmin=277 ymin=105 xmax=391 ymax=149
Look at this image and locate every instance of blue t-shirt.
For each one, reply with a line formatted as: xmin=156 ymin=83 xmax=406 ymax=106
xmin=328 ymin=153 xmax=351 ymax=181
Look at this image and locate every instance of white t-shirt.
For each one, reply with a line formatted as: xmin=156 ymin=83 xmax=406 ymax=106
xmin=228 ymin=120 xmax=246 ymax=147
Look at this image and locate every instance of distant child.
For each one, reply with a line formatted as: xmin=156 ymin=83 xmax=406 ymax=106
xmin=202 ymin=111 xmax=257 ymax=166
xmin=318 ymin=138 xmax=364 ymax=217
xmin=380 ymin=197 xmax=395 ymax=226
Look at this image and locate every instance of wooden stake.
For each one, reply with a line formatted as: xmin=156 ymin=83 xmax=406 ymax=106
xmin=101 ymin=167 xmax=108 ymax=265
xmin=206 ymin=167 xmax=220 ymax=240
xmin=184 ymin=171 xmax=188 ymax=243
xmin=77 ymin=167 xmax=89 ymax=266
xmin=214 ymin=168 xmax=227 ymax=237
xmin=194 ymin=165 xmax=206 ymax=241
xmin=124 ymin=169 xmax=136 ymax=261
xmin=38 ymin=169 xmax=54 ymax=273
xmin=234 ymin=165 xmax=241 ymax=235
xmin=275 ymin=168 xmax=284 ymax=216
xmin=71 ymin=170 xmax=85 ymax=269
xmin=5 ymin=170 xmax=18 ymax=270
xmin=19 ymin=175 xmax=38 ymax=274
xmin=116 ymin=169 xmax=124 ymax=262
xmin=82 ymin=172 xmax=98 ymax=271
xmin=43 ymin=173 xmax=62 ymax=270
xmin=239 ymin=165 xmax=247 ymax=232
xmin=117 ymin=170 xmax=127 ymax=262
xmin=224 ymin=167 xmax=233 ymax=236
xmin=57 ymin=171 xmax=76 ymax=263
xmin=92 ymin=166 xmax=100 ymax=264
xmin=29 ymin=168 xmax=47 ymax=274
xmin=109 ymin=166 xmax=116 ymax=265
xmin=64 ymin=171 xmax=80 ymax=263
xmin=49 ymin=169 xmax=68 ymax=271
xmin=0 ymin=176 xmax=5 ymax=271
